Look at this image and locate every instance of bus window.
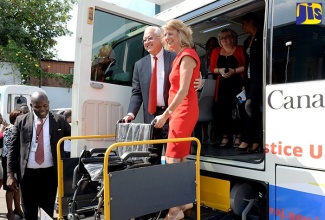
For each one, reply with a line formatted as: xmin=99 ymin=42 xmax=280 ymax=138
xmin=91 ymin=9 xmax=148 ymax=86
xmin=15 ymin=96 xmax=27 ymax=111
xmin=271 ymin=1 xmax=325 ymax=84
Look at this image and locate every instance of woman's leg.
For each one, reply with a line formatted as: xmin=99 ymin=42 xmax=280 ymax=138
xmin=6 ymin=190 xmax=14 ymax=216
xmin=14 ymin=190 xmax=24 ymax=217
xmin=164 ymin=156 xmax=187 ymax=220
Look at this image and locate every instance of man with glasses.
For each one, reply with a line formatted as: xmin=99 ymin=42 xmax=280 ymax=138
xmin=123 ymin=26 xmax=202 ymax=165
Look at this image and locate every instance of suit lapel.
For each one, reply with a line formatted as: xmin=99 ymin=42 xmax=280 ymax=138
xmin=27 ymin=113 xmax=34 ymax=140
xmin=49 ymin=112 xmax=54 ymax=140
xmin=144 ymin=55 xmax=152 ymax=83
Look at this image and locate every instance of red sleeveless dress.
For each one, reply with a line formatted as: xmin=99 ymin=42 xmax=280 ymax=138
xmin=166 ymin=48 xmax=200 ymax=158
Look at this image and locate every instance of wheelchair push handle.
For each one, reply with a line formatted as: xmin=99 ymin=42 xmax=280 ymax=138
xmin=117 ymin=118 xmax=156 ymax=126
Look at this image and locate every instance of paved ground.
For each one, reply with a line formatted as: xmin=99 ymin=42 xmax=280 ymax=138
xmin=0 ymin=187 xmax=58 ymax=220
xmin=0 ymin=188 xmax=21 ymax=220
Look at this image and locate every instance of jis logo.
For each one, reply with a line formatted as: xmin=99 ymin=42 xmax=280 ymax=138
xmin=296 ymin=3 xmax=322 ymax=24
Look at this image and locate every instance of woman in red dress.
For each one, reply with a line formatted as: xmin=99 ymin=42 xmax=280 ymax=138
xmin=154 ymin=19 xmax=200 ymax=220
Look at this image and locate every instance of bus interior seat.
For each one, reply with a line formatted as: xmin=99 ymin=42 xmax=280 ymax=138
xmin=198 ymin=74 xmax=216 ymax=122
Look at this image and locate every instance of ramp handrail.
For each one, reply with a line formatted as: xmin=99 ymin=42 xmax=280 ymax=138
xmin=103 ymin=137 xmax=201 ymax=220
xmin=56 ymin=134 xmax=116 ymax=220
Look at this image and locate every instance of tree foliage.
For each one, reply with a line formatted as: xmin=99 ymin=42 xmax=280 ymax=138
xmin=0 ymin=0 xmax=77 ymax=86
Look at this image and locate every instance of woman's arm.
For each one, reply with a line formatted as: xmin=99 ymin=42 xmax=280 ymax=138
xmin=209 ymin=47 xmax=225 ymax=75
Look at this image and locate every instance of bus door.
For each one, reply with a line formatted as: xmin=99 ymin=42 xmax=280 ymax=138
xmin=71 ymin=0 xmax=165 ymax=156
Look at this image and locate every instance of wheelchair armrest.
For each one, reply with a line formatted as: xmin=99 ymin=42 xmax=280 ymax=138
xmin=88 ymin=148 xmax=116 ymax=156
xmin=120 ymin=151 xmax=150 ymax=162
xmin=81 ymin=157 xmax=104 ymax=164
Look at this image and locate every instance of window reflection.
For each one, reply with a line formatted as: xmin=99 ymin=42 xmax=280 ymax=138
xmin=91 ymin=9 xmax=147 ymax=86
xmin=271 ymin=1 xmax=325 ymax=84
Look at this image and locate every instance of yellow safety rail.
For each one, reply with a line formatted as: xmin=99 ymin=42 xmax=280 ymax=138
xmin=103 ymin=137 xmax=201 ymax=220
xmin=56 ymin=134 xmax=116 ymax=220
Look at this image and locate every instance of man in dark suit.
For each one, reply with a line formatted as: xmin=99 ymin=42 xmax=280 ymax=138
xmin=123 ymin=26 xmax=202 ymax=164
xmin=6 ymin=91 xmax=71 ymax=220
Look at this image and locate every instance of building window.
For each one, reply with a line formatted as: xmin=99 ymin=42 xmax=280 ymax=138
xmin=69 ymin=67 xmax=74 ymax=74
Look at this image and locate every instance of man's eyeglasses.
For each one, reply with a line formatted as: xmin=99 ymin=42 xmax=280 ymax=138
xmin=218 ymin=35 xmax=232 ymax=41
xmin=142 ymin=36 xmax=159 ymax=44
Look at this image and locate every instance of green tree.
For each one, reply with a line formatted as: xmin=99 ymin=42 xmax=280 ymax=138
xmin=0 ymin=0 xmax=77 ymax=86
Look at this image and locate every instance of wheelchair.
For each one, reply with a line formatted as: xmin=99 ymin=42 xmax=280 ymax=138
xmin=67 ymin=147 xmax=163 ymax=220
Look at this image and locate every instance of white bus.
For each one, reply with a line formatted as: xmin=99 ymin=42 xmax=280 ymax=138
xmin=0 ymin=85 xmax=46 ymax=122
xmin=71 ymin=0 xmax=325 ymax=219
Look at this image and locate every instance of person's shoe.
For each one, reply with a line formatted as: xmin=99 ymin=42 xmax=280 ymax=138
xmin=233 ymin=136 xmax=241 ymax=149
xmin=219 ymin=136 xmax=230 ymax=148
xmin=14 ymin=209 xmax=25 ymax=219
xmin=248 ymin=143 xmax=262 ymax=153
xmin=6 ymin=212 xmax=15 ymax=220
xmin=237 ymin=142 xmax=250 ymax=151
xmin=165 ymin=207 xmax=184 ymax=220
xmin=180 ymin=203 xmax=193 ymax=217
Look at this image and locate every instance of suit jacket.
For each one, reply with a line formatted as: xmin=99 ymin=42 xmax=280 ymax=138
xmin=243 ymin=28 xmax=263 ymax=84
xmin=127 ymin=49 xmax=176 ymax=124
xmin=7 ymin=111 xmax=71 ymax=181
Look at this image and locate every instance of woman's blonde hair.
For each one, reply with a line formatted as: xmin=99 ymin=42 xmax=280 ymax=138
xmin=162 ymin=19 xmax=194 ymax=50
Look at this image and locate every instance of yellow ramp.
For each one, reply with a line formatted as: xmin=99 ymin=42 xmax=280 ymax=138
xmin=200 ymin=176 xmax=231 ymax=212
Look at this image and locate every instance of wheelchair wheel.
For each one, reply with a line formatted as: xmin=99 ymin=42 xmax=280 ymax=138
xmin=94 ymin=212 xmax=103 ymax=220
xmin=67 ymin=213 xmax=80 ymax=220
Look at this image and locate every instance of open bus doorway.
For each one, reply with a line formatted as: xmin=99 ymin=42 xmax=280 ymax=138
xmin=188 ymin=1 xmax=266 ymax=165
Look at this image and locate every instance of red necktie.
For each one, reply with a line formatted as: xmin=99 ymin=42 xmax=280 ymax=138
xmin=148 ymin=56 xmax=158 ymax=115
xmin=35 ymin=119 xmax=44 ymax=164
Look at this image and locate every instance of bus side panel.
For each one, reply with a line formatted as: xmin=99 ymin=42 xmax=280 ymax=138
xmin=269 ymin=166 xmax=325 ymax=220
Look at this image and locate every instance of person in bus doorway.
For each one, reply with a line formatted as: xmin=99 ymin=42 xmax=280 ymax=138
xmin=198 ymin=37 xmax=219 ymax=145
xmin=6 ymin=91 xmax=71 ymax=220
xmin=122 ymin=26 xmax=203 ymax=165
xmin=153 ymin=19 xmax=200 ymax=220
xmin=210 ymin=28 xmax=246 ymax=148
xmin=63 ymin=109 xmax=72 ymax=158
xmin=237 ymin=12 xmax=263 ymax=153
xmin=2 ymin=110 xmax=24 ymax=220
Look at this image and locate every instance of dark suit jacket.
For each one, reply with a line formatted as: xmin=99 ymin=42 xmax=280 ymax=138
xmin=243 ymin=28 xmax=263 ymax=84
xmin=7 ymin=111 xmax=71 ymax=181
xmin=127 ymin=49 xmax=176 ymax=123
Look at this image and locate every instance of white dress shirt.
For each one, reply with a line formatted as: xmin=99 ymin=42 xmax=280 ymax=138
xmin=27 ymin=113 xmax=54 ymax=168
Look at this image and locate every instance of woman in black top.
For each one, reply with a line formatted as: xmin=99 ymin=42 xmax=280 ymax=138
xmin=237 ymin=12 xmax=263 ymax=152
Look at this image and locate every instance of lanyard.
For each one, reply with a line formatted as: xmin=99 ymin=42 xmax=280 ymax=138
xmin=35 ymin=116 xmax=48 ymax=143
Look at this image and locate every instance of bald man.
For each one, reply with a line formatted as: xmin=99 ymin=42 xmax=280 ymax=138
xmin=6 ymin=91 xmax=71 ymax=220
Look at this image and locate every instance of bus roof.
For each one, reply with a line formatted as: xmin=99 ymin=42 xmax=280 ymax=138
xmin=0 ymin=85 xmax=46 ymax=95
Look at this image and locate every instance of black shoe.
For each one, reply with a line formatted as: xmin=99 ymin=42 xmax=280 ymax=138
xmin=219 ymin=136 xmax=231 ymax=148
xmin=236 ymin=142 xmax=250 ymax=151
xmin=14 ymin=209 xmax=24 ymax=219
xmin=233 ymin=136 xmax=241 ymax=149
xmin=248 ymin=143 xmax=262 ymax=153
